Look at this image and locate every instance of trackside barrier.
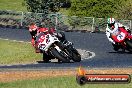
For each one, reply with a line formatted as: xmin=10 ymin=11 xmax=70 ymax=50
xmin=0 ymin=10 xmax=131 ymax=32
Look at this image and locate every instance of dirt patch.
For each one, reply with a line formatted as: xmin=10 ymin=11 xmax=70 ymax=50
xmin=0 ymin=70 xmax=76 ymax=83
xmin=0 ymin=68 xmax=132 ymax=83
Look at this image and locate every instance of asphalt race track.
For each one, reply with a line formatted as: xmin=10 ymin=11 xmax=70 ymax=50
xmin=0 ymin=28 xmax=132 ymax=69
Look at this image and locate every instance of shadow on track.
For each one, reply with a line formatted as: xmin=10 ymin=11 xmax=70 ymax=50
xmin=37 ymin=60 xmax=74 ymax=64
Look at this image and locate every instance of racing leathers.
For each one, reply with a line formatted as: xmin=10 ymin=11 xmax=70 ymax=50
xmin=106 ymin=22 xmax=130 ymax=44
xmin=28 ymin=24 xmax=38 ymax=46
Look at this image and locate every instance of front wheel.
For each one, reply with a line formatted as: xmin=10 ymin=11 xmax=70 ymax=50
xmin=71 ymin=49 xmax=81 ymax=62
xmin=112 ymin=43 xmax=120 ymax=51
xmin=125 ymin=39 xmax=132 ymax=52
xmin=66 ymin=45 xmax=81 ymax=62
xmin=50 ymin=47 xmax=70 ymax=63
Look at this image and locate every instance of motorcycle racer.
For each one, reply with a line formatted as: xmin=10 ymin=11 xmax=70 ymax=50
xmin=106 ymin=17 xmax=131 ymax=51
xmin=36 ymin=24 xmax=67 ymax=44
xmin=28 ymin=22 xmax=72 ymax=62
xmin=39 ymin=18 xmax=72 ymax=45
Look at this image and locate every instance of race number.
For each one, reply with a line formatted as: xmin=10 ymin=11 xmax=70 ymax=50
xmin=117 ymin=32 xmax=125 ymax=41
xmin=38 ymin=35 xmax=45 ymax=43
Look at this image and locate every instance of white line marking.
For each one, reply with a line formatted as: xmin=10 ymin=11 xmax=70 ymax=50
xmin=0 ymin=38 xmax=30 ymax=43
xmin=77 ymin=49 xmax=96 ymax=60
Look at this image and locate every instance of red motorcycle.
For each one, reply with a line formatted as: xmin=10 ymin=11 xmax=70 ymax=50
xmin=111 ymin=27 xmax=132 ymax=52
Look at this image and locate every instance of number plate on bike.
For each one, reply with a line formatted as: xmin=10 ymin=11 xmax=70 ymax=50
xmin=117 ymin=32 xmax=125 ymax=41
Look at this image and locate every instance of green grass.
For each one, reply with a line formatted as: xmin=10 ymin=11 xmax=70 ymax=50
xmin=0 ymin=0 xmax=27 ymax=11
xmin=0 ymin=39 xmax=42 ymax=64
xmin=0 ymin=76 xmax=132 ymax=88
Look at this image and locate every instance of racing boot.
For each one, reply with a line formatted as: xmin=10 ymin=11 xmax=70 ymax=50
xmin=34 ymin=44 xmax=41 ymax=53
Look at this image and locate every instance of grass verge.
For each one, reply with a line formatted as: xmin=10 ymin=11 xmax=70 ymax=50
xmin=0 ymin=69 xmax=132 ymax=88
xmin=0 ymin=39 xmax=42 ymax=64
xmin=0 ymin=75 xmax=131 ymax=88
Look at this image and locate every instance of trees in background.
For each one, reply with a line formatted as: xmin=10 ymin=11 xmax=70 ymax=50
xmin=117 ymin=0 xmax=132 ymax=19
xmin=24 ymin=0 xmax=61 ymax=13
xmin=69 ymin=0 xmax=121 ymax=18
xmin=24 ymin=0 xmax=132 ymax=19
xmin=24 ymin=0 xmax=70 ymax=13
xmin=69 ymin=0 xmax=132 ymax=19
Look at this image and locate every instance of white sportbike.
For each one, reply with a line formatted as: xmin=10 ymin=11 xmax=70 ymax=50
xmin=36 ymin=31 xmax=81 ymax=63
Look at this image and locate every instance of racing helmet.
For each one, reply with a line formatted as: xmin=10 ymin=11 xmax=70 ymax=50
xmin=107 ymin=18 xmax=115 ymax=28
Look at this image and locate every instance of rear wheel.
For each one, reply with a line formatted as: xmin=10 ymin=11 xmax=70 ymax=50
xmin=43 ymin=53 xmax=50 ymax=63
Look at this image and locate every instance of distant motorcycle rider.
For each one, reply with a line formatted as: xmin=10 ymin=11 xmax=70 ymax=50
xmin=106 ymin=17 xmax=131 ymax=51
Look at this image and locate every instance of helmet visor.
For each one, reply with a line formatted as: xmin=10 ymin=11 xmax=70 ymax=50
xmin=108 ymin=23 xmax=114 ymax=27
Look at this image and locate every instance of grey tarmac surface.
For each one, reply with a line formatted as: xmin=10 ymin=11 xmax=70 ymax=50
xmin=0 ymin=28 xmax=132 ymax=69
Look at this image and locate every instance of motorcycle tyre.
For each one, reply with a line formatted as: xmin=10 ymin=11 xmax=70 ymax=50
xmin=66 ymin=45 xmax=81 ymax=62
xmin=125 ymin=39 xmax=132 ymax=52
xmin=43 ymin=53 xmax=50 ymax=63
xmin=50 ymin=48 xmax=70 ymax=63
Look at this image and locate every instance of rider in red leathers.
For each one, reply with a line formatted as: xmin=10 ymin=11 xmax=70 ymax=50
xmin=106 ymin=17 xmax=131 ymax=51
xmin=28 ymin=23 xmax=38 ymax=46
xmin=28 ymin=22 xmax=73 ymax=62
xmin=28 ymin=23 xmax=69 ymax=62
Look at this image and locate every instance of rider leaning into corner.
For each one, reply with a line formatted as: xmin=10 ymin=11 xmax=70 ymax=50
xmin=106 ymin=17 xmax=131 ymax=51
xmin=28 ymin=22 xmax=67 ymax=52
xmin=28 ymin=22 xmax=71 ymax=62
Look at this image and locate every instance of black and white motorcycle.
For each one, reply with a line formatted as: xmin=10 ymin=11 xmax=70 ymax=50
xmin=36 ymin=31 xmax=81 ymax=63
